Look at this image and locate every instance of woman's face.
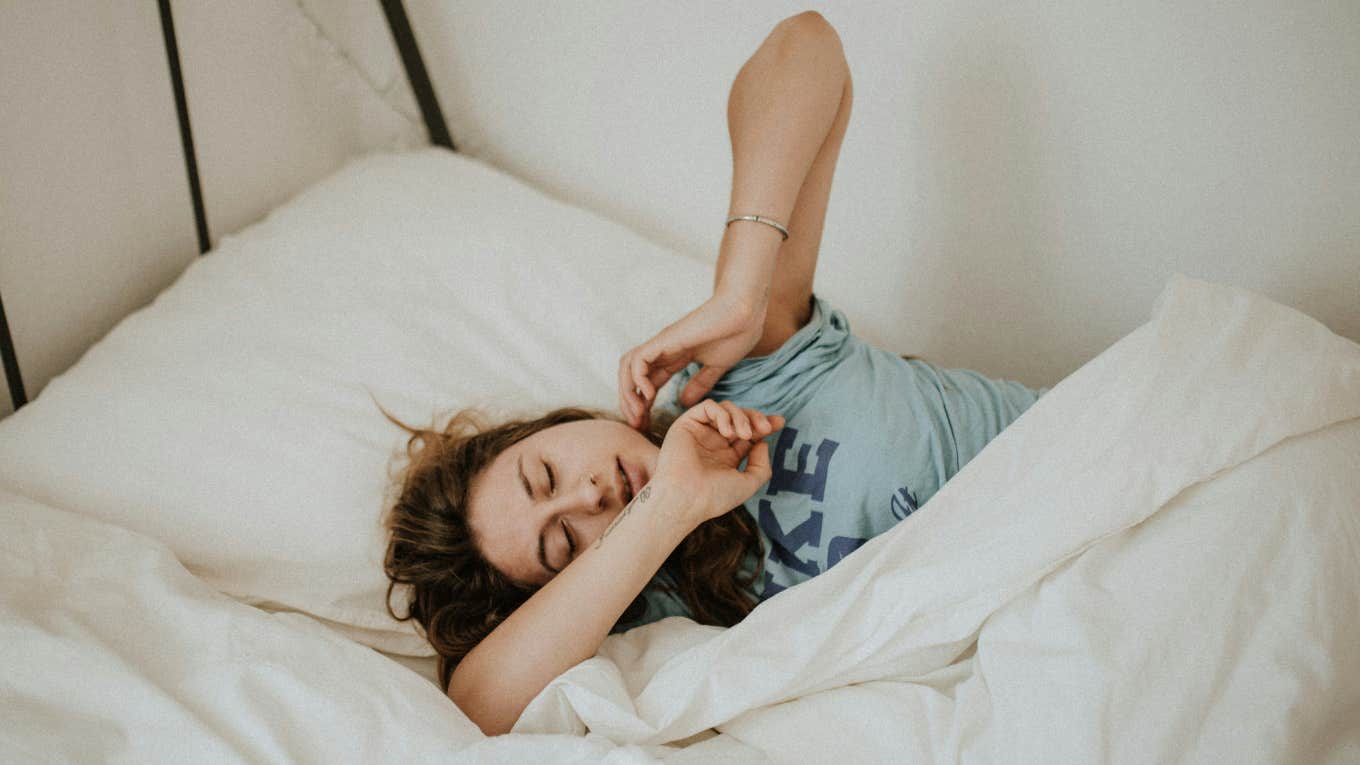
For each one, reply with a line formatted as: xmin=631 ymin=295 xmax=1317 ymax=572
xmin=466 ymin=419 xmax=660 ymax=586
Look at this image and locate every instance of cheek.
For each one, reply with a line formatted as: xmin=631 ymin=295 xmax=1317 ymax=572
xmin=580 ymin=507 xmax=620 ymax=546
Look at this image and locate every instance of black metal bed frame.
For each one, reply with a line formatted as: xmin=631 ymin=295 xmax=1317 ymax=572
xmin=0 ymin=0 xmax=454 ymax=412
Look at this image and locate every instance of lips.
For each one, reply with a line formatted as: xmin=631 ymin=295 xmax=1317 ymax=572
xmin=627 ymin=458 xmax=647 ymax=503
xmin=616 ymin=456 xmax=648 ymax=506
xmin=616 ymin=457 xmax=633 ymax=504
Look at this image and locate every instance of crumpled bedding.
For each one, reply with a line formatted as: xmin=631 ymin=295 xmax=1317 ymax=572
xmin=3 ymin=275 xmax=1358 ymax=763
xmin=514 ymin=275 xmax=1360 ymax=762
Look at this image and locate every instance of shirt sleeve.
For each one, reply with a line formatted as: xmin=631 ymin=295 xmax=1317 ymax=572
xmin=667 ymin=294 xmax=854 ymax=419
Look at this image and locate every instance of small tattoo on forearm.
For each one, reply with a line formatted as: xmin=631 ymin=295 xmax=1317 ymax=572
xmin=595 ymin=485 xmax=651 ymax=549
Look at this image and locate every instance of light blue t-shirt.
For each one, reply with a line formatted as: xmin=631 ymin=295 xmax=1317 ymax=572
xmin=612 ymin=295 xmax=1044 ymax=632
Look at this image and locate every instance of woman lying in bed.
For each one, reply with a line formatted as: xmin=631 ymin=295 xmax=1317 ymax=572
xmin=382 ymin=12 xmax=1043 ymax=735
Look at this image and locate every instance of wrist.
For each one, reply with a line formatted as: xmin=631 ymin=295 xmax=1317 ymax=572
xmin=712 ymin=221 xmax=780 ymax=310
xmin=647 ymin=473 xmax=712 ymax=533
xmin=634 ymin=478 xmax=706 ymax=540
xmin=707 ymin=291 xmax=765 ymax=337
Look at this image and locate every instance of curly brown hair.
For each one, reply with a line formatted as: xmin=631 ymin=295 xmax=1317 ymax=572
xmin=380 ymin=404 xmax=765 ymax=690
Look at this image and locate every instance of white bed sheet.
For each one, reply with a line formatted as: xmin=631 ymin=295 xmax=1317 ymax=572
xmin=3 ymin=274 xmax=1357 ymax=763
xmin=508 ymin=275 xmax=1360 ymax=763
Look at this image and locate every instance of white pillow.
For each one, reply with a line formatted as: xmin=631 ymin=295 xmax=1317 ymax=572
xmin=0 ymin=148 xmax=709 ymax=654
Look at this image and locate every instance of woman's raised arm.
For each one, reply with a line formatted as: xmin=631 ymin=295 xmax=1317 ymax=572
xmin=718 ymin=10 xmax=851 ymax=345
xmin=619 ymin=12 xmax=852 ymax=427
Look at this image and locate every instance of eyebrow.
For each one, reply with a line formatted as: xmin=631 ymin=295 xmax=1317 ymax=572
xmin=519 ymin=454 xmax=560 ymax=576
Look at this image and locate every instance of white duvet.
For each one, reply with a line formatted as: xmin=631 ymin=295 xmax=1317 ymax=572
xmin=3 ymin=275 xmax=1359 ymax=763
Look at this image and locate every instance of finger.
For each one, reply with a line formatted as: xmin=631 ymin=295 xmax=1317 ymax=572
xmin=658 ymin=355 xmax=691 ymax=377
xmin=678 ymin=365 xmax=726 ymax=408
xmin=743 ymin=441 xmax=772 ymax=482
xmin=644 ymin=341 xmax=696 ymax=402
xmin=630 ymin=355 xmax=657 ymax=405
xmin=720 ymin=401 xmax=752 ymax=440
xmin=632 ymin=390 xmax=651 ymax=431
xmin=712 ymin=402 xmax=735 ymax=439
xmin=647 ymin=366 xmax=673 ymax=392
xmin=628 ymin=382 xmax=651 ymax=429
xmin=697 ymin=399 xmax=735 ymax=439
xmin=644 ymin=352 xmax=692 ymax=408
xmin=644 ymin=340 xmax=689 ymax=374
xmin=747 ymin=410 xmax=772 ymax=434
xmin=617 ymin=352 xmax=639 ymax=425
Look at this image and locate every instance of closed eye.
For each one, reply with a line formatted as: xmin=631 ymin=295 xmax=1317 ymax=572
xmin=560 ymin=518 xmax=576 ymax=560
xmin=543 ymin=460 xmax=555 ymax=494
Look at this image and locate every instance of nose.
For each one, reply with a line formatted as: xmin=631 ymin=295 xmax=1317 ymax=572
xmin=551 ymin=472 xmax=608 ymax=516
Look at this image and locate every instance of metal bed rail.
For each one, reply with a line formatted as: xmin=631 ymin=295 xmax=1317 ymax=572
xmin=0 ymin=0 xmax=455 ymax=412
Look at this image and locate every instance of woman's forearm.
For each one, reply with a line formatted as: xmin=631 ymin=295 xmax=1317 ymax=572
xmin=714 ymin=12 xmax=849 ymax=307
xmin=447 ymin=482 xmax=695 ymax=736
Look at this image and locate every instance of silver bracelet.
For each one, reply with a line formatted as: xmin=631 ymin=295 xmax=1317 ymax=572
xmin=725 ymin=214 xmax=790 ymax=241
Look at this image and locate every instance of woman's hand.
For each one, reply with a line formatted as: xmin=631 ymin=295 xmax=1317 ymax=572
xmin=619 ymin=293 xmax=766 ymax=430
xmin=650 ymin=400 xmax=784 ymax=525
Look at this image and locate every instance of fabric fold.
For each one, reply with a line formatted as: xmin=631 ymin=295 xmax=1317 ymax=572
xmin=515 ymin=275 xmax=1360 ymax=753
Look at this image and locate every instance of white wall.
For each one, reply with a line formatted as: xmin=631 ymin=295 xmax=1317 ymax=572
xmin=3 ymin=1 xmax=1357 ymax=415
xmin=0 ymin=2 xmax=195 ymax=417
xmin=413 ymin=0 xmax=1360 ymax=388
xmin=0 ymin=0 xmax=424 ymax=416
